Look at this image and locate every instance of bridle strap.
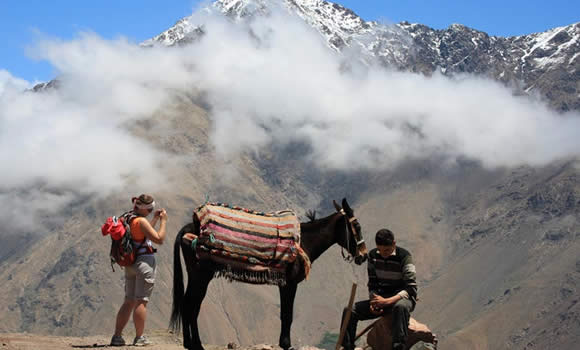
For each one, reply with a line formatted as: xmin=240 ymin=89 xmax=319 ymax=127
xmin=339 ymin=210 xmax=350 ymax=261
xmin=340 ymin=209 xmax=364 ymax=245
xmin=338 ymin=209 xmax=363 ymax=262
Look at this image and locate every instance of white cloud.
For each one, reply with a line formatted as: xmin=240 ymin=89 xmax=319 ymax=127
xmin=0 ymin=36 xmax=191 ymax=232
xmin=181 ymin=9 xmax=580 ymax=169
xmin=0 ymin=69 xmax=31 ymax=96
xmin=1 ymin=6 xmax=579 ymax=233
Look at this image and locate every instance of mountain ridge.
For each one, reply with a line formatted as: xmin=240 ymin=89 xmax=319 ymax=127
xmin=147 ymin=0 xmax=579 ymax=112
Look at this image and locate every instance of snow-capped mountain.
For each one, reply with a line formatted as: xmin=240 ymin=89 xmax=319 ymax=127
xmin=399 ymin=22 xmax=580 ymax=111
xmin=150 ymin=0 xmax=579 ymax=111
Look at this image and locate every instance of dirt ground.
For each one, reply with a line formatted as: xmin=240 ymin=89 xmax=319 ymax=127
xmin=0 ymin=330 xmax=182 ymax=350
xmin=0 ymin=331 xmax=319 ymax=350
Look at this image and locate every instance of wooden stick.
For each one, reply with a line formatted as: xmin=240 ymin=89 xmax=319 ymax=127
xmin=354 ymin=319 xmax=380 ymax=341
xmin=336 ymin=283 xmax=358 ymax=350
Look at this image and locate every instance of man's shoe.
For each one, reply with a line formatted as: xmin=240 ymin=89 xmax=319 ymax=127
xmin=133 ymin=335 xmax=152 ymax=346
xmin=110 ymin=335 xmax=126 ymax=346
xmin=392 ymin=342 xmax=405 ymax=350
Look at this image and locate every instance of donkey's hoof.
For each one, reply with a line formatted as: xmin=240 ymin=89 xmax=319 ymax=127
xmin=279 ymin=343 xmax=294 ymax=350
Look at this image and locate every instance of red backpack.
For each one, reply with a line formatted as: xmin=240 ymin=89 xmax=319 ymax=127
xmin=101 ymin=212 xmax=137 ymax=271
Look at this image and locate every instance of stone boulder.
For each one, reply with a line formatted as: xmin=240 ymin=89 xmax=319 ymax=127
xmin=367 ymin=315 xmax=437 ymax=350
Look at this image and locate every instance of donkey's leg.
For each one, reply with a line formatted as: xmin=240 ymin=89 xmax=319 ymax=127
xmin=278 ymin=282 xmax=298 ymax=350
xmin=183 ymin=268 xmax=213 ymax=350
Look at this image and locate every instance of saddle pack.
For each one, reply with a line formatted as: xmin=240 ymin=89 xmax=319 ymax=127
xmin=192 ymin=202 xmax=308 ymax=285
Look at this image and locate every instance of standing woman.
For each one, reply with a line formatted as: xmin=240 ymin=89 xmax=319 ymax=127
xmin=110 ymin=194 xmax=168 ymax=347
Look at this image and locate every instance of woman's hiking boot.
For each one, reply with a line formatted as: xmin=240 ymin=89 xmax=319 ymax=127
xmin=133 ymin=335 xmax=152 ymax=346
xmin=110 ymin=335 xmax=126 ymax=346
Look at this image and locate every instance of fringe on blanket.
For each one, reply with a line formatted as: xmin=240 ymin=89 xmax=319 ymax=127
xmin=213 ymin=264 xmax=287 ymax=286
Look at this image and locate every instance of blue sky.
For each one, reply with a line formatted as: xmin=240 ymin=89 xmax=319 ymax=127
xmin=1 ymin=0 xmax=578 ymax=82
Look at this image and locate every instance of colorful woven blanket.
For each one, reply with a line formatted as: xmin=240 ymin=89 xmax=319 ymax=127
xmin=194 ymin=203 xmax=303 ymax=285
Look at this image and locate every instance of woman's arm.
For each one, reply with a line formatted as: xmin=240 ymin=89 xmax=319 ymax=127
xmin=139 ymin=209 xmax=168 ymax=244
xmin=150 ymin=214 xmax=160 ymax=229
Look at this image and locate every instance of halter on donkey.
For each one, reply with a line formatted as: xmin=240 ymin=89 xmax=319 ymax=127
xmin=170 ymin=198 xmax=368 ymax=350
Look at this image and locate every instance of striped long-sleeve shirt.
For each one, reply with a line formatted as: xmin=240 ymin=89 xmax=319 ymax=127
xmin=367 ymin=246 xmax=418 ymax=305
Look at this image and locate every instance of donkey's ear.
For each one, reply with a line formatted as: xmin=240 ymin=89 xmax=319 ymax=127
xmin=342 ymin=198 xmax=352 ymax=212
xmin=333 ymin=200 xmax=342 ymax=212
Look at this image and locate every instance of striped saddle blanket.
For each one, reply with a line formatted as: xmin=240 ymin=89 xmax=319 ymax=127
xmin=195 ymin=203 xmax=301 ymax=272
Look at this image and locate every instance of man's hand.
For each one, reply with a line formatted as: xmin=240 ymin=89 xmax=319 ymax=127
xmin=370 ymin=294 xmax=384 ymax=309
xmin=371 ymin=294 xmax=398 ymax=309
xmin=369 ymin=304 xmax=383 ymax=315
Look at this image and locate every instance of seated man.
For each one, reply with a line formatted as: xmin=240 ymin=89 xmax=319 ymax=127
xmin=341 ymin=229 xmax=417 ymax=350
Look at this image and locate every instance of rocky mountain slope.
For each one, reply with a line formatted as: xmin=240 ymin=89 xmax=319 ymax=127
xmin=412 ymin=161 xmax=580 ymax=349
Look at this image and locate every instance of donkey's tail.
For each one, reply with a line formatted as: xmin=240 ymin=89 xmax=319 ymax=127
xmin=170 ymin=230 xmax=185 ymax=332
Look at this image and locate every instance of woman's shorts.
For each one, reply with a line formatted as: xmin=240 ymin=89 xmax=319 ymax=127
xmin=124 ymin=255 xmax=156 ymax=301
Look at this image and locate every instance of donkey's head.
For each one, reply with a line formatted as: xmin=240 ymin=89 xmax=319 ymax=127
xmin=333 ymin=198 xmax=368 ymax=265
